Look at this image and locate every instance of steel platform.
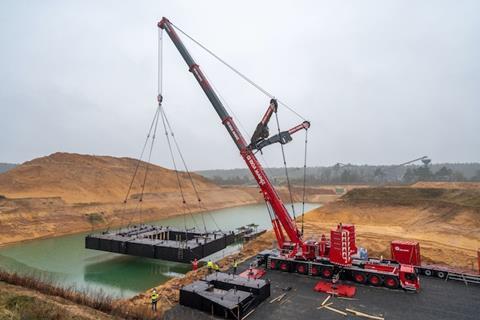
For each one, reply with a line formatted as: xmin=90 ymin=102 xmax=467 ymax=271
xmin=85 ymin=224 xmax=264 ymax=263
xmin=180 ymin=272 xmax=270 ymax=319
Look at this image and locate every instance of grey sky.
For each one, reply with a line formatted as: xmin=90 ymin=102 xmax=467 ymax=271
xmin=1 ymin=0 xmax=479 ymax=170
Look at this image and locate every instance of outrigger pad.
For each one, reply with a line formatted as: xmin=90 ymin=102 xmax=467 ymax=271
xmin=314 ymin=280 xmax=356 ymax=297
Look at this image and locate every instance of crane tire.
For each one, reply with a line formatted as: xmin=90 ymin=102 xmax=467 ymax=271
xmin=353 ymin=272 xmax=367 ymax=284
xmin=321 ymin=267 xmax=333 ymax=279
xmin=296 ymin=264 xmax=307 ymax=274
xmin=269 ymin=260 xmax=277 ymax=270
xmin=368 ymin=274 xmax=382 ymax=286
xmin=311 ymin=266 xmax=320 ymax=276
xmin=384 ymin=276 xmax=399 ymax=289
xmin=279 ymin=262 xmax=290 ymax=272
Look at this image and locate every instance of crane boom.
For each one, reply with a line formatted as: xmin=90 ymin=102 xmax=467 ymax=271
xmin=158 ymin=17 xmax=304 ymax=252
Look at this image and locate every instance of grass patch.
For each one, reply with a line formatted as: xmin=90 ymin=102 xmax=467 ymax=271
xmin=2 ymin=295 xmax=66 ymax=320
xmin=0 ymin=270 xmax=154 ymax=319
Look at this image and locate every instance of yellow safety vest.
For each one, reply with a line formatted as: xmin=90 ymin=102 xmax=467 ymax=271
xmin=207 ymin=261 xmax=213 ymax=269
xmin=233 ymin=261 xmax=238 ymax=268
xmin=151 ymin=292 xmax=159 ymax=302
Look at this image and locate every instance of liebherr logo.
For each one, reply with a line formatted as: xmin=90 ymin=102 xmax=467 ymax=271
xmin=246 ymin=155 xmax=265 ymax=185
xmin=394 ymin=246 xmax=410 ymax=252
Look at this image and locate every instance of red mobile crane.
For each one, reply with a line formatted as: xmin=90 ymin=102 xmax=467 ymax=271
xmin=158 ymin=17 xmax=420 ymax=291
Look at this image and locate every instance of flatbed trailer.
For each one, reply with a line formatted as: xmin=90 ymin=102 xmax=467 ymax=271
xmin=415 ymin=265 xmax=480 ymax=284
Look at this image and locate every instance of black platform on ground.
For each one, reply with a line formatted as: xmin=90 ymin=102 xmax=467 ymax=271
xmin=179 ymin=272 xmax=270 ymax=319
xmin=166 ymin=258 xmax=480 ymax=320
xmin=205 ymin=272 xmax=270 ymax=300
xmin=85 ymin=224 xmax=264 ymax=263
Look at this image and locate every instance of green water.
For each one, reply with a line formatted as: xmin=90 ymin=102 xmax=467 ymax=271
xmin=0 ymin=203 xmax=319 ymax=298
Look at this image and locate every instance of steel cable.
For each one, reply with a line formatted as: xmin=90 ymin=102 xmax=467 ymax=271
xmin=170 ymin=22 xmax=307 ymax=121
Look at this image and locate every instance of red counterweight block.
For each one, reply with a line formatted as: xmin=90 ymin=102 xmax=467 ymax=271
xmin=341 ymin=224 xmax=357 ymax=254
xmin=390 ymin=240 xmax=421 ymax=266
xmin=329 ymin=226 xmax=352 ymax=266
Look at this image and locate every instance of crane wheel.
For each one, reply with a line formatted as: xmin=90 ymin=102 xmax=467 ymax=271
xmin=269 ymin=260 xmax=278 ymax=270
xmin=353 ymin=272 xmax=367 ymax=284
xmin=279 ymin=262 xmax=290 ymax=272
xmin=321 ymin=267 xmax=333 ymax=278
xmin=384 ymin=276 xmax=399 ymax=289
xmin=296 ymin=264 xmax=307 ymax=274
xmin=311 ymin=266 xmax=320 ymax=276
xmin=424 ymin=269 xmax=432 ymax=276
xmin=437 ymin=271 xmax=446 ymax=279
xmin=368 ymin=274 xmax=382 ymax=286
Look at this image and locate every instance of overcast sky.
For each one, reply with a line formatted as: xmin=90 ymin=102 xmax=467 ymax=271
xmin=1 ymin=1 xmax=479 ymax=170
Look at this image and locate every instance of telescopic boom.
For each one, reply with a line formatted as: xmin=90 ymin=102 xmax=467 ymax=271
xmin=158 ymin=17 xmax=307 ymax=253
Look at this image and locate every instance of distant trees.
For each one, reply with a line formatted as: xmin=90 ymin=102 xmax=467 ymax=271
xmin=402 ymin=166 xmax=466 ymax=183
xmin=211 ymin=175 xmax=252 ymax=185
xmin=471 ymin=170 xmax=480 ymax=182
xmin=202 ymin=163 xmax=480 ymax=186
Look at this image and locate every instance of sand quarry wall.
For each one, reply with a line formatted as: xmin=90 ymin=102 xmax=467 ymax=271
xmin=304 ymin=187 xmax=480 ymax=270
xmin=0 ymin=153 xmax=336 ymax=246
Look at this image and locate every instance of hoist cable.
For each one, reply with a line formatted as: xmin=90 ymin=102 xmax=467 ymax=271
xmin=161 ymin=107 xmax=221 ymax=232
xmin=301 ymin=129 xmax=308 ymax=236
xmin=202 ymin=71 xmax=251 ymax=142
xmin=159 ymin=105 xmax=201 ymax=231
xmin=158 ymin=25 xmax=200 ymax=232
xmin=158 ymin=28 xmax=163 ymax=98
xmin=139 ymin=108 xmax=160 ymax=202
xmin=274 ymin=112 xmax=297 ymax=223
xmin=123 ymin=107 xmax=161 ymax=204
xmin=136 ymin=106 xmax=161 ymax=224
xmin=170 ymin=22 xmax=307 ymax=121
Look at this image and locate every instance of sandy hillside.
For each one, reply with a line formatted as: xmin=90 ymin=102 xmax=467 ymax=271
xmin=0 ymin=152 xmax=218 ymax=203
xmin=0 ymin=153 xmax=333 ymax=246
xmin=412 ymin=181 xmax=480 ymax=190
xmin=0 ymin=153 xmax=259 ymax=245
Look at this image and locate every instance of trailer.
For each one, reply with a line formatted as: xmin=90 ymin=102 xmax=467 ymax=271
xmin=390 ymin=240 xmax=480 ymax=285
